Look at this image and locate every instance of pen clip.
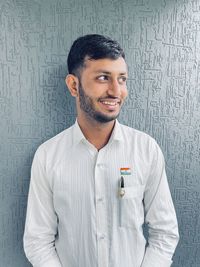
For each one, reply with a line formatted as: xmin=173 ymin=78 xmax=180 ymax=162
xmin=120 ymin=176 xmax=124 ymax=188
xmin=119 ymin=176 xmax=125 ymax=197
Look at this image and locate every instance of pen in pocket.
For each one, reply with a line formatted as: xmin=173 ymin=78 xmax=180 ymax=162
xmin=119 ymin=176 xmax=125 ymax=197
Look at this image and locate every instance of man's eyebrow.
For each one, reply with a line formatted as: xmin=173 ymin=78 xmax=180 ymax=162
xmin=94 ymin=70 xmax=128 ymax=75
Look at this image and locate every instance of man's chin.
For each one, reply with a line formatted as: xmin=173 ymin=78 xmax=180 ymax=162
xmin=93 ymin=112 xmax=119 ymax=123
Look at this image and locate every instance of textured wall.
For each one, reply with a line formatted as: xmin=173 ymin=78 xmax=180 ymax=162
xmin=0 ymin=0 xmax=200 ymax=266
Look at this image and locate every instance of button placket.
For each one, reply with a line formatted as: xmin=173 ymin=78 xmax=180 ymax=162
xmin=94 ymin=151 xmax=108 ymax=267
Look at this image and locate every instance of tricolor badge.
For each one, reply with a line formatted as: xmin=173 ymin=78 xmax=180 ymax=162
xmin=120 ymin=167 xmax=131 ymax=176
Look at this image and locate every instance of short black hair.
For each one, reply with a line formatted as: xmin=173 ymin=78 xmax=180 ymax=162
xmin=67 ymin=34 xmax=125 ymax=76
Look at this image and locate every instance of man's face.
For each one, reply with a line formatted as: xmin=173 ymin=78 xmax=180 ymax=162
xmin=77 ymin=57 xmax=128 ymax=123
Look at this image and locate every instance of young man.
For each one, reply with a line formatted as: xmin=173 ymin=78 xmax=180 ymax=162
xmin=24 ymin=34 xmax=179 ymax=267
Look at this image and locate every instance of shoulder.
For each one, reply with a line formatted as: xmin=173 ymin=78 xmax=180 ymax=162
xmin=119 ymin=122 xmax=157 ymax=145
xmin=34 ymin=124 xmax=74 ymax=163
xmin=118 ymin=123 xmax=165 ymax=179
xmin=118 ymin=122 xmax=163 ymax=158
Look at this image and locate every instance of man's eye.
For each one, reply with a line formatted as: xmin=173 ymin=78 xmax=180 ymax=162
xmin=97 ymin=75 xmax=108 ymax=81
xmin=118 ymin=76 xmax=127 ymax=84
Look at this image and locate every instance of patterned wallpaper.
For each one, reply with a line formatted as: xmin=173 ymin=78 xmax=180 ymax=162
xmin=0 ymin=0 xmax=200 ymax=266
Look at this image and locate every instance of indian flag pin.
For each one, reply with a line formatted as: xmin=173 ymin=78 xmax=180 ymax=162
xmin=120 ymin=167 xmax=131 ymax=176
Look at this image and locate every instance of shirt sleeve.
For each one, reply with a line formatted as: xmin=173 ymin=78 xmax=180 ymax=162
xmin=23 ymin=147 xmax=62 ymax=267
xmin=141 ymin=141 xmax=179 ymax=267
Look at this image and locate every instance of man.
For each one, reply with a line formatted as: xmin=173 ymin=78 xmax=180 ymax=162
xmin=24 ymin=34 xmax=179 ymax=267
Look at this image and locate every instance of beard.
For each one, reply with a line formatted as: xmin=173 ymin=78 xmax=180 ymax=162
xmin=78 ymin=82 xmax=121 ymax=123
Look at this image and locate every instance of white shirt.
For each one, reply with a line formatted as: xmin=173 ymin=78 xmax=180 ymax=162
xmin=23 ymin=120 xmax=179 ymax=267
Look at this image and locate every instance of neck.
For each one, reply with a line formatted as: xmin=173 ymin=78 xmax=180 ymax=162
xmin=77 ymin=115 xmax=115 ymax=150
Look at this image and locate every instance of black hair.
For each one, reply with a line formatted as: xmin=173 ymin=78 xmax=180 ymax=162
xmin=67 ymin=34 xmax=125 ymax=76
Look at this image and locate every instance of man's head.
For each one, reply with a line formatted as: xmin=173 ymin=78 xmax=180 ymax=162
xmin=66 ymin=34 xmax=128 ymax=124
xmin=67 ymin=34 xmax=125 ymax=77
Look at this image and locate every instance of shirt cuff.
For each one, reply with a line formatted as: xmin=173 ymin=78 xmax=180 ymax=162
xmin=141 ymin=247 xmax=173 ymax=267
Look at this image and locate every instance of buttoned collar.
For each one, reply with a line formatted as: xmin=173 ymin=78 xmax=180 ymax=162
xmin=72 ymin=119 xmax=124 ymax=146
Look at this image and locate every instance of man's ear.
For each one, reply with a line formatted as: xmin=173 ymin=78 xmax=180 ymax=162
xmin=65 ymin=74 xmax=79 ymax=97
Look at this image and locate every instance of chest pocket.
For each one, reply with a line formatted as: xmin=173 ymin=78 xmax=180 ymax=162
xmin=119 ymin=186 xmax=144 ymax=229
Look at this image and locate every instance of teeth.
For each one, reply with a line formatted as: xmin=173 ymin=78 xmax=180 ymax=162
xmin=102 ymin=101 xmax=117 ymax=106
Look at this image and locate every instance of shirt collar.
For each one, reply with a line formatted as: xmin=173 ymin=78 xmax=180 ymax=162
xmin=108 ymin=119 xmax=124 ymax=144
xmin=72 ymin=119 xmax=86 ymax=145
xmin=72 ymin=119 xmax=124 ymax=146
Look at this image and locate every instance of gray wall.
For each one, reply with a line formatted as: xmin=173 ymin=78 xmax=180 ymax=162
xmin=0 ymin=0 xmax=200 ymax=266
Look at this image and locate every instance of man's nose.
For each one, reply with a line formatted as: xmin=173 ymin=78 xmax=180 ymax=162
xmin=107 ymin=79 xmax=121 ymax=96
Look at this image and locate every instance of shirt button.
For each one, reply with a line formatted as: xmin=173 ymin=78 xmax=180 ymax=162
xmin=97 ymin=163 xmax=104 ymax=168
xmin=97 ymin=197 xmax=104 ymax=203
xmin=99 ymin=234 xmax=105 ymax=240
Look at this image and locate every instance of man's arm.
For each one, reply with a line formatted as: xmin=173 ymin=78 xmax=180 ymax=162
xmin=23 ymin=147 xmax=62 ymax=267
xmin=141 ymin=142 xmax=179 ymax=267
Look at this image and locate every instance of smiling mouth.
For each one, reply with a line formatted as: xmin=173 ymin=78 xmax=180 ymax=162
xmin=100 ymin=101 xmax=118 ymax=106
xmin=99 ymin=98 xmax=121 ymax=106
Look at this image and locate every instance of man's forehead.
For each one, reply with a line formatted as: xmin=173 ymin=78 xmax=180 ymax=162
xmin=83 ymin=57 xmax=128 ymax=74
